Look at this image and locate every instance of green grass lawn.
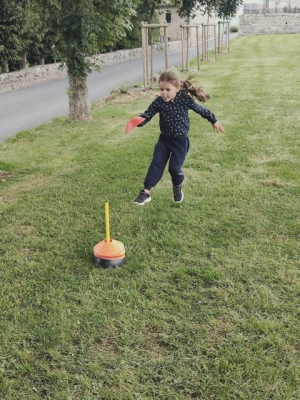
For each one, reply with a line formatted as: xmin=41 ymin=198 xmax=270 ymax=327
xmin=0 ymin=34 xmax=299 ymax=399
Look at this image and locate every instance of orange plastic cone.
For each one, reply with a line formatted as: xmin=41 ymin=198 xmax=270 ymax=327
xmin=93 ymin=202 xmax=125 ymax=268
xmin=125 ymin=117 xmax=145 ymax=134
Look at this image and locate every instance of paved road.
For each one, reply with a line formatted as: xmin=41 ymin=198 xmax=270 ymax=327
xmin=0 ymin=36 xmax=234 ymax=142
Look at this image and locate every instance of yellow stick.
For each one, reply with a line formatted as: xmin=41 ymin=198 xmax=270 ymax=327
xmin=105 ymin=202 xmax=110 ymax=242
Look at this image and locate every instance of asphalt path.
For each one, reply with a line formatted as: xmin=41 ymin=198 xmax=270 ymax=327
xmin=0 ymin=36 xmax=234 ymax=142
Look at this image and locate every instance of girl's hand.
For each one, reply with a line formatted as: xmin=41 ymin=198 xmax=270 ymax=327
xmin=213 ymin=121 xmax=224 ymax=132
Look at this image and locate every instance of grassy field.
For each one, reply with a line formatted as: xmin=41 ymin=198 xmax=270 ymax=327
xmin=0 ymin=34 xmax=299 ymax=399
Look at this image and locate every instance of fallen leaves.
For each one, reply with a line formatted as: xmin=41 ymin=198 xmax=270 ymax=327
xmin=0 ymin=170 xmax=13 ymax=182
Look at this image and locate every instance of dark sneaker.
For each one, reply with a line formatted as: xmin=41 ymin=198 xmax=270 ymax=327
xmin=173 ymin=185 xmax=184 ymax=203
xmin=134 ymin=190 xmax=151 ymax=205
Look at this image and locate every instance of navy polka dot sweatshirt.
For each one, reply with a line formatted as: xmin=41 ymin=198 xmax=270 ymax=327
xmin=139 ymin=90 xmax=217 ymax=137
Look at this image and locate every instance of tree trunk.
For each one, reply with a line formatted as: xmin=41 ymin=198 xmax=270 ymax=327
xmin=68 ymin=72 xmax=91 ymax=120
xmin=1 ymin=62 xmax=9 ymax=73
xmin=19 ymin=50 xmax=27 ymax=69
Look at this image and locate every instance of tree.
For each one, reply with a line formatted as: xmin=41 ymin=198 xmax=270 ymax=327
xmin=216 ymin=0 xmax=243 ymax=19
xmin=36 ymin=0 xmax=139 ymax=120
xmin=25 ymin=6 xmax=55 ymax=66
xmin=0 ymin=0 xmax=28 ymax=72
xmin=173 ymin=0 xmax=216 ymax=18
xmin=173 ymin=0 xmax=242 ymax=19
xmin=0 ymin=0 xmax=54 ymax=72
xmin=115 ymin=0 xmax=170 ymax=50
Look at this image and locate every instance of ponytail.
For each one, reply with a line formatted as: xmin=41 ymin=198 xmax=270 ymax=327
xmin=180 ymin=75 xmax=211 ymax=103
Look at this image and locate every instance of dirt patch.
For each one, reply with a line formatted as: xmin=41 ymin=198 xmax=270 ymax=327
xmin=0 ymin=170 xmax=13 ymax=182
xmin=106 ymin=91 xmax=139 ymax=104
xmin=105 ymin=87 xmax=158 ymax=105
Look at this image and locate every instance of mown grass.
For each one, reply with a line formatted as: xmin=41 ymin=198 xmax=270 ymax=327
xmin=0 ymin=34 xmax=299 ymax=399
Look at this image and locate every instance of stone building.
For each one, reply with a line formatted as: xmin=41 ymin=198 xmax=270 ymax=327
xmin=157 ymin=5 xmax=216 ymax=45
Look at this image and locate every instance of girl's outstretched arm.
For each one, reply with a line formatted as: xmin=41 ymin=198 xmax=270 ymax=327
xmin=137 ymin=97 xmax=161 ymax=127
xmin=212 ymin=121 xmax=224 ymax=132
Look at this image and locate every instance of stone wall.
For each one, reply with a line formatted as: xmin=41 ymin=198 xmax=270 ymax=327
xmin=0 ymin=42 xmax=181 ymax=94
xmin=0 ymin=64 xmax=68 ymax=93
xmin=239 ymin=13 xmax=300 ymax=36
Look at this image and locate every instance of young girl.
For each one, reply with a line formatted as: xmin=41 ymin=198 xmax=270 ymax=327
xmin=134 ymin=70 xmax=224 ymax=205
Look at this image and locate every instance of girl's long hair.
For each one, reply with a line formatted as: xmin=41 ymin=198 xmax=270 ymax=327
xmin=158 ymin=70 xmax=210 ymax=103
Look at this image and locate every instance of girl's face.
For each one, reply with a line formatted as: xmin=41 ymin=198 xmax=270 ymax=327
xmin=159 ymin=81 xmax=180 ymax=102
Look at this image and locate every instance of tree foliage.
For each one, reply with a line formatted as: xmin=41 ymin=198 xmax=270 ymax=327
xmin=32 ymin=0 xmax=141 ymax=119
xmin=0 ymin=0 xmax=55 ymax=72
xmin=36 ymin=0 xmax=139 ymax=77
xmin=25 ymin=5 xmax=55 ymax=65
xmin=216 ymin=0 xmax=243 ymax=19
xmin=174 ymin=0 xmax=242 ymax=19
xmin=115 ymin=0 xmax=170 ymax=50
xmin=0 ymin=0 xmax=28 ymax=71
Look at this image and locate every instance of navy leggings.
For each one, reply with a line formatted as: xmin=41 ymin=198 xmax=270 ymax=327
xmin=144 ymin=134 xmax=190 ymax=190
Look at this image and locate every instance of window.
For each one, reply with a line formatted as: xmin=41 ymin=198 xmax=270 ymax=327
xmin=166 ymin=11 xmax=171 ymax=24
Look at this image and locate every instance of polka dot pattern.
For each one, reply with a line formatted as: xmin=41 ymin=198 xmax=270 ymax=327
xmin=139 ymin=90 xmax=217 ymax=136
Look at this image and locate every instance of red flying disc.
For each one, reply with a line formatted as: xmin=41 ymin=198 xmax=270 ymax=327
xmin=125 ymin=117 xmax=145 ymax=134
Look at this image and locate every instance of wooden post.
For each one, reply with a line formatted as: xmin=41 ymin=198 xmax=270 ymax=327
xmin=141 ymin=23 xmax=148 ymax=87
xmin=186 ymin=25 xmax=189 ymax=72
xmin=217 ymin=21 xmax=230 ymax=54
xmin=201 ymin=23 xmax=217 ymax=61
xmin=141 ymin=22 xmax=168 ymax=88
xmin=222 ymin=21 xmax=225 ymax=52
xmin=201 ymin=24 xmax=205 ymax=60
xmin=145 ymin=28 xmax=149 ymax=85
xmin=204 ymin=24 xmax=207 ymax=59
xmin=227 ymin=22 xmax=230 ymax=53
xmin=214 ymin=24 xmax=217 ymax=61
xmin=181 ymin=26 xmax=185 ymax=71
xmin=201 ymin=24 xmax=203 ymax=60
xmin=196 ymin=25 xmax=200 ymax=70
xmin=221 ymin=21 xmax=230 ymax=53
xmin=217 ymin=21 xmax=221 ymax=53
xmin=222 ymin=22 xmax=225 ymax=52
xmin=151 ymin=28 xmax=155 ymax=86
xmin=181 ymin=24 xmax=201 ymax=71
xmin=164 ymin=26 xmax=168 ymax=70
